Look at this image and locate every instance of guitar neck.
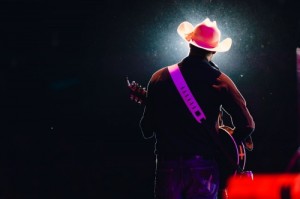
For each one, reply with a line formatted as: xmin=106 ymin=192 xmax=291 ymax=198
xmin=127 ymin=77 xmax=147 ymax=105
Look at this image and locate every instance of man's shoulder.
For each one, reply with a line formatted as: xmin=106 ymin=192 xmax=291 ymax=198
xmin=151 ymin=66 xmax=170 ymax=80
xmin=217 ymin=72 xmax=241 ymax=92
xmin=153 ymin=67 xmax=167 ymax=75
xmin=218 ymin=72 xmax=235 ymax=84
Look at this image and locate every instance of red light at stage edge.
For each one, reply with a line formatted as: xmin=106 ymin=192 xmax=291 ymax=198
xmin=226 ymin=174 xmax=300 ymax=199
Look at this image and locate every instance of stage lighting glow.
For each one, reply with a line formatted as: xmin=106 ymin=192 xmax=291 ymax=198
xmin=142 ymin=2 xmax=255 ymax=75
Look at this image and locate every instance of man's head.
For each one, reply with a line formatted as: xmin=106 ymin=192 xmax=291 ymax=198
xmin=177 ymin=18 xmax=232 ymax=53
xmin=189 ymin=43 xmax=216 ymax=61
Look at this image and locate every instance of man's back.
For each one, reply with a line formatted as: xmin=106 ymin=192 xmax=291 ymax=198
xmin=140 ymin=56 xmax=225 ymax=158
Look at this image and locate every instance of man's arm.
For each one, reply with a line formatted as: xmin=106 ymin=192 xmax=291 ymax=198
xmin=139 ymin=78 xmax=156 ymax=139
xmin=218 ymin=73 xmax=255 ymax=142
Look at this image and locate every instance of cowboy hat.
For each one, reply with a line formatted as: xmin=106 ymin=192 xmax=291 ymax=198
xmin=177 ymin=18 xmax=232 ymax=52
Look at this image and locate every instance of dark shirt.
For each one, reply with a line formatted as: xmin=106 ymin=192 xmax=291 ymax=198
xmin=140 ymin=55 xmax=255 ymax=158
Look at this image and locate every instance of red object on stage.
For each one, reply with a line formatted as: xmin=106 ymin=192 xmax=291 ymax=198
xmin=226 ymin=174 xmax=300 ymax=199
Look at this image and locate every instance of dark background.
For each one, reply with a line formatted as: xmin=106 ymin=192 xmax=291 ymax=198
xmin=0 ymin=0 xmax=299 ymax=198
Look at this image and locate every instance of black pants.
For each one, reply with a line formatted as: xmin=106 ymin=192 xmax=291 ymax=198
xmin=154 ymin=155 xmax=220 ymax=199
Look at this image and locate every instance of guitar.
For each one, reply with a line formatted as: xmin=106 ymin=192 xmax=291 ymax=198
xmin=126 ymin=77 xmax=250 ymax=186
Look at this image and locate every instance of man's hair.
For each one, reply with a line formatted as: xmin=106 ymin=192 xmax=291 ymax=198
xmin=189 ymin=44 xmax=215 ymax=58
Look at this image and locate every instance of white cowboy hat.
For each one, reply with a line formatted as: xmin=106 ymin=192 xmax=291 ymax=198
xmin=177 ymin=18 xmax=232 ymax=52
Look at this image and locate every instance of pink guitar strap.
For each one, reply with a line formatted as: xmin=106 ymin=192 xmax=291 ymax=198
xmin=168 ymin=64 xmax=206 ymax=124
